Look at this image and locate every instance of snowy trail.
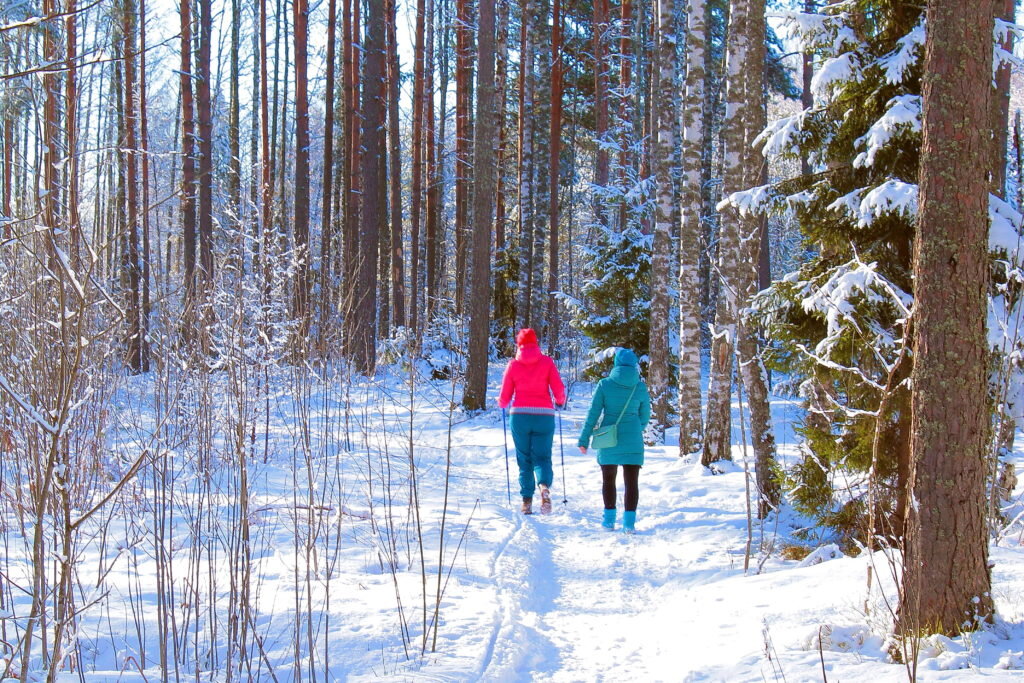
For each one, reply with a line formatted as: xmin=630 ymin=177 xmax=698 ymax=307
xmin=444 ymin=396 xmax=764 ymax=682
xmin=331 ymin=373 xmax=1024 ymax=681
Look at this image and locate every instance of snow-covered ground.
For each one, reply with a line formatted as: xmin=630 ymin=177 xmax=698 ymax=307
xmin=10 ymin=360 xmax=1024 ymax=681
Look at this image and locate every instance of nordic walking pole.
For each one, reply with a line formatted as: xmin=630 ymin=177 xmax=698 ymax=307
xmin=501 ymin=409 xmax=512 ymax=507
xmin=557 ymin=404 xmax=567 ymax=504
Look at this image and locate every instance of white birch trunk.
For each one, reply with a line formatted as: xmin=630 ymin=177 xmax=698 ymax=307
xmin=678 ymin=0 xmax=706 ymax=456
xmin=702 ymin=0 xmax=749 ymax=466
xmin=648 ymin=0 xmax=677 ymax=441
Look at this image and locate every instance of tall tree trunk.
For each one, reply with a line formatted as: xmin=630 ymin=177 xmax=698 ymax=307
xmin=530 ymin=0 xmax=551 ymax=331
xmin=229 ymin=0 xmax=242 ymax=242
xmin=734 ymin=0 xmax=779 ymax=516
xmin=293 ymin=0 xmax=311 ymax=339
xmin=64 ymin=0 xmax=82 ymax=262
xmin=387 ymin=0 xmax=405 ymax=329
xmin=342 ymin=0 xmax=356 ymax=333
xmin=618 ymin=0 xmax=633 ymax=230
xmin=517 ymin=0 xmax=536 ymax=329
xmin=424 ymin=0 xmax=440 ymax=328
xmin=463 ymin=0 xmax=498 ymax=410
xmin=429 ymin=0 xmax=448 ymax=320
xmin=260 ymin=0 xmax=273 ymax=313
xmin=344 ymin=0 xmax=363 ymax=350
xmin=410 ymin=0 xmax=427 ymax=335
xmin=41 ymin=0 xmax=60 ymax=266
xmin=678 ymin=0 xmax=706 ymax=456
xmin=592 ymin=0 xmax=610 ymax=228
xmin=801 ymin=0 xmax=814 ymax=177
xmin=121 ymin=0 xmax=143 ymax=373
xmin=454 ymin=0 xmax=474 ymax=316
xmin=196 ymin=0 xmax=215 ymax=292
xmin=546 ymin=0 xmax=564 ymax=355
xmin=179 ymin=0 xmax=198 ymax=311
xmin=138 ymin=0 xmax=151 ymax=371
xmin=991 ymin=0 xmax=1013 ymax=198
xmin=648 ymin=0 xmax=676 ymax=440
xmin=354 ymin=0 xmax=387 ymax=374
xmin=490 ymin=0 xmax=514 ymax=350
xmin=320 ymin=0 xmax=338 ymax=346
xmin=702 ymin=0 xmax=750 ymax=467
xmin=896 ymin=0 xmax=995 ymax=639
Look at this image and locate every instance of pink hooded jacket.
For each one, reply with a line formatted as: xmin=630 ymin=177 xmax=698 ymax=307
xmin=498 ymin=343 xmax=567 ymax=414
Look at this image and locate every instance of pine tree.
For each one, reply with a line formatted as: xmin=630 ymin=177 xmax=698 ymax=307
xmin=897 ymin=0 xmax=996 ymax=638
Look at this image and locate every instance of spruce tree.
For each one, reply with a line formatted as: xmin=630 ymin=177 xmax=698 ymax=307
xmin=565 ymin=224 xmax=652 ymax=378
xmin=729 ymin=1 xmax=925 ymax=541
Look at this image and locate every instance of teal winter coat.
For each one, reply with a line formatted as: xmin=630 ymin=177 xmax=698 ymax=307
xmin=578 ymin=349 xmax=651 ymax=466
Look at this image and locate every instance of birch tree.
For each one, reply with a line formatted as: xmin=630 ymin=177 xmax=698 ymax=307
xmin=678 ymin=0 xmax=706 ymax=456
xmin=702 ymin=0 xmax=751 ymax=466
xmin=648 ymin=0 xmax=677 ymax=441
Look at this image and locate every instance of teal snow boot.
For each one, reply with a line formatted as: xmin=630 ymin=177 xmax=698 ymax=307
xmin=601 ymin=508 xmax=616 ymax=530
xmin=622 ymin=510 xmax=636 ymax=534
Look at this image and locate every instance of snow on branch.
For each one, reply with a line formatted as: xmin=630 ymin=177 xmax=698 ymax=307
xmin=990 ymin=194 xmax=1024 ymax=263
xmin=878 ymin=21 xmax=925 ymax=86
xmin=717 ymin=184 xmax=779 ymax=217
xmin=768 ymin=6 xmax=860 ymax=54
xmin=0 ymin=373 xmax=58 ymax=436
xmin=853 ymin=95 xmax=921 ymax=169
xmin=801 ymin=259 xmax=911 ymax=347
xmin=827 ymin=180 xmax=918 ymax=227
xmin=811 ymin=52 xmax=862 ymax=101
xmin=756 ymin=110 xmax=809 ymax=159
xmin=995 ymin=19 xmax=1024 ymax=75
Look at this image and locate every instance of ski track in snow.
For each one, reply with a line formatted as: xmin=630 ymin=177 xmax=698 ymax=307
xmin=442 ymin=390 xmax=765 ymax=682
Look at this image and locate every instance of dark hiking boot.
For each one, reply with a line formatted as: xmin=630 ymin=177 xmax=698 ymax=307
xmin=539 ymin=485 xmax=552 ymax=514
xmin=521 ymin=497 xmax=533 ymax=515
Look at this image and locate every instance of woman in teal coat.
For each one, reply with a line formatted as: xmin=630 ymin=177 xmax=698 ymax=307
xmin=577 ymin=348 xmax=651 ymax=533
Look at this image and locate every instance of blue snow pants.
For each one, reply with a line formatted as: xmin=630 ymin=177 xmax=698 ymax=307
xmin=509 ymin=412 xmax=555 ymax=498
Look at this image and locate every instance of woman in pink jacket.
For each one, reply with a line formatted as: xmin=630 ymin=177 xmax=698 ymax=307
xmin=498 ymin=328 xmax=566 ymax=514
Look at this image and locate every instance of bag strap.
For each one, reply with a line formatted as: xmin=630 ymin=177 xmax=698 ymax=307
xmin=607 ymin=381 xmax=638 ymax=428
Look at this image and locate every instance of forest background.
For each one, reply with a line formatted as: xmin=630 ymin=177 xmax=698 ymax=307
xmin=1 ymin=0 xmax=1023 ymax=679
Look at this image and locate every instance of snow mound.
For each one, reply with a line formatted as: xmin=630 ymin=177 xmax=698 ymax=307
xmin=796 ymin=543 xmax=844 ymax=568
xmin=797 ymin=623 xmax=883 ymax=655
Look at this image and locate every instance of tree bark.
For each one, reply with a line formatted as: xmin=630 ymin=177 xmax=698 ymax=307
xmin=678 ymin=0 xmax=706 ymax=456
xmin=703 ymin=0 xmax=750 ymax=467
xmin=138 ymin=0 xmax=151 ymax=372
xmin=545 ymin=0 xmax=564 ymax=356
xmin=991 ymin=0 xmax=1013 ymax=198
xmin=454 ymin=0 xmax=474 ymax=316
xmin=122 ymin=0 xmax=143 ymax=373
xmin=65 ymin=0 xmax=82 ymax=263
xmin=260 ymin=0 xmax=273 ymax=313
xmin=464 ymin=0 xmax=498 ymax=410
xmin=179 ymin=0 xmax=198 ymax=311
xmin=896 ymin=0 xmax=995 ymax=639
xmin=648 ymin=0 xmax=676 ymax=440
xmin=196 ymin=0 xmax=215 ymax=291
xmin=735 ymin=0 xmax=778 ymax=516
xmin=387 ymin=0 xmax=405 ymax=330
xmin=410 ymin=0 xmax=427 ymax=335
xmin=320 ymin=0 xmax=338 ymax=346
xmin=517 ymin=0 xmax=536 ymax=329
xmin=592 ymin=0 xmax=610 ymax=228
xmin=293 ymin=0 xmax=311 ymax=338
xmin=354 ymin=0 xmax=387 ymax=374
xmin=424 ymin=0 xmax=440 ymax=328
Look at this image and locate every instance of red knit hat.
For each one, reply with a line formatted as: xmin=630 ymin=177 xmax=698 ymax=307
xmin=516 ymin=328 xmax=538 ymax=347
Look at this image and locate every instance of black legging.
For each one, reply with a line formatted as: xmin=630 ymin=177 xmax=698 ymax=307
xmin=601 ymin=464 xmax=640 ymax=512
